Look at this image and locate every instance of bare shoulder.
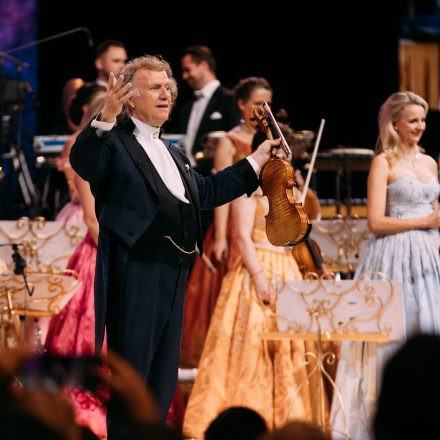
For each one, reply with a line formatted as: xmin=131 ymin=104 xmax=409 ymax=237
xmin=371 ymin=153 xmax=389 ymax=170
xmin=217 ymin=133 xmax=234 ymax=152
xmin=419 ymin=152 xmax=437 ymax=165
xmin=368 ymin=153 xmax=391 ymax=185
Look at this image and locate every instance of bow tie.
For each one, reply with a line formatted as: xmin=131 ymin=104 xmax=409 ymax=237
xmin=194 ymin=90 xmax=204 ymax=99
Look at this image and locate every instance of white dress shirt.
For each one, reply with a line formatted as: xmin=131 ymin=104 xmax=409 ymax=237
xmin=95 ymin=78 xmax=108 ymax=89
xmin=184 ymin=79 xmax=220 ymax=165
xmin=90 ymin=116 xmax=261 ymax=198
xmin=131 ymin=117 xmax=190 ymax=203
xmin=92 ymin=116 xmax=189 ymax=203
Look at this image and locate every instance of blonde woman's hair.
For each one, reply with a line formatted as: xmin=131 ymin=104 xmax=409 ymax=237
xmin=376 ymin=91 xmax=428 ymax=162
xmin=117 ymin=55 xmax=178 ymax=122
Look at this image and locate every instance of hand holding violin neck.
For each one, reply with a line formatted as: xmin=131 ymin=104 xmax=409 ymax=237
xmin=253 ymin=102 xmax=292 ymax=159
xmin=251 ymin=138 xmax=281 ymax=169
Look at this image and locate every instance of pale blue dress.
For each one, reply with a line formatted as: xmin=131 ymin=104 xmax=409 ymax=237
xmin=330 ymin=176 xmax=440 ymax=439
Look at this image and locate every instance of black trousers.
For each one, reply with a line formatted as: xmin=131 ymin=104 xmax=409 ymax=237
xmin=106 ymin=242 xmax=189 ymax=438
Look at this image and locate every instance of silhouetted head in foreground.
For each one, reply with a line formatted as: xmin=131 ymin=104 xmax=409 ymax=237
xmin=374 ymin=333 xmax=440 ymax=439
xmin=205 ymin=406 xmax=267 ymax=440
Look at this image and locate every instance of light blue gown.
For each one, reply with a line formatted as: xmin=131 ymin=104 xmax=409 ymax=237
xmin=330 ymin=176 xmax=440 ymax=439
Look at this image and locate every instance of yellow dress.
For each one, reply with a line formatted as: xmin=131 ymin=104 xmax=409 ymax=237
xmin=183 ymin=191 xmax=324 ymax=438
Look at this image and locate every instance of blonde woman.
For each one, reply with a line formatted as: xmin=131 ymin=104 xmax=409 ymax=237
xmin=360 ymin=91 xmax=440 ymax=334
xmin=331 ymin=91 xmax=440 ymax=439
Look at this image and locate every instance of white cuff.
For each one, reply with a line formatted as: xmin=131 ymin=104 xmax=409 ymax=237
xmin=91 ymin=117 xmax=116 ymax=137
xmin=246 ymin=156 xmax=260 ymax=177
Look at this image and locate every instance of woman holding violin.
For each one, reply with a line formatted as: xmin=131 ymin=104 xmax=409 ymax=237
xmin=183 ymin=79 xmax=327 ymax=438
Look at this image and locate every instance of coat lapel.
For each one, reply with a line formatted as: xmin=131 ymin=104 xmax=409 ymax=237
xmin=117 ymin=120 xmax=200 ymax=209
xmin=118 ymin=124 xmax=159 ymax=198
xmin=165 ymin=141 xmax=200 ymax=209
xmin=196 ymin=86 xmax=221 ymax=141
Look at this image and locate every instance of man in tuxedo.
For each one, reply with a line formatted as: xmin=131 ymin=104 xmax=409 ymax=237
xmin=69 ymin=55 xmax=280 ymax=437
xmin=94 ymin=39 xmax=128 ymax=89
xmin=171 ymin=45 xmax=240 ymax=169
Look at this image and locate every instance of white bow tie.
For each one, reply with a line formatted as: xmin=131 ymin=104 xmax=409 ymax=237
xmin=194 ymin=90 xmax=204 ymax=99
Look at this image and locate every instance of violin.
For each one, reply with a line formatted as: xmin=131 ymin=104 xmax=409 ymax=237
xmin=292 ymin=237 xmax=325 ymax=277
xmin=253 ymin=103 xmax=311 ymax=246
xmin=304 ymin=188 xmax=321 ymax=220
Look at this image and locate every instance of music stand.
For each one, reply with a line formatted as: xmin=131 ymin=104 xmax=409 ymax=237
xmin=0 ymin=269 xmax=80 ymax=350
xmin=310 ymin=217 xmax=371 ymax=276
xmin=262 ymin=271 xmax=405 ymax=439
xmin=0 ymin=217 xmax=86 ymax=273
xmin=315 ymin=149 xmax=373 ymax=216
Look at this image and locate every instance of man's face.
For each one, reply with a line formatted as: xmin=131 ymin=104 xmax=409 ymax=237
xmin=181 ymin=54 xmax=206 ymax=90
xmin=96 ymin=46 xmax=128 ymax=80
xmin=129 ymin=69 xmax=172 ymax=127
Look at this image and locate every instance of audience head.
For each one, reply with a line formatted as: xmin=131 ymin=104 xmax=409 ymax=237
xmin=94 ymin=39 xmax=128 ymax=83
xmin=118 ymin=55 xmax=177 ymax=126
xmin=376 ymin=91 xmax=428 ymax=161
xmin=0 ymin=348 xmax=169 ymax=440
xmin=181 ymin=45 xmax=217 ymax=90
xmin=374 ymin=333 xmax=440 ymax=439
xmin=263 ymin=421 xmax=327 ymax=440
xmin=0 ymin=349 xmax=83 ymax=440
xmin=205 ymin=406 xmax=267 ymax=440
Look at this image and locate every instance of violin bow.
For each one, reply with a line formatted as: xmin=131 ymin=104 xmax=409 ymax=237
xmin=301 ymin=119 xmax=325 ymax=205
xmin=262 ymin=102 xmax=292 ymax=157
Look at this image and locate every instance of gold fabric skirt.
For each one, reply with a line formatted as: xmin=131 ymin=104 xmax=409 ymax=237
xmin=183 ymin=247 xmax=329 ymax=438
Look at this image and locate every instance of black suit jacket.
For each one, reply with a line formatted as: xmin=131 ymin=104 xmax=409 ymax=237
xmin=169 ymin=84 xmax=240 ymax=155
xmin=69 ymin=118 xmax=259 ymax=347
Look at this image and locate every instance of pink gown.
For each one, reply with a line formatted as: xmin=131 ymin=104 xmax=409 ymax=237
xmin=44 ymin=233 xmax=106 ymax=438
xmin=45 ymin=234 xmax=185 ymax=436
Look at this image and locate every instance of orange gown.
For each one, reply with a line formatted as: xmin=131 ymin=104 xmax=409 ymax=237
xmin=180 ymin=132 xmax=252 ymax=368
xmin=183 ymin=190 xmax=327 ymax=438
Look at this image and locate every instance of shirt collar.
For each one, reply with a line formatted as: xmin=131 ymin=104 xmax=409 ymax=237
xmin=96 ymin=78 xmax=108 ymax=89
xmin=195 ymin=79 xmax=220 ymax=100
xmin=131 ymin=116 xmax=161 ymax=140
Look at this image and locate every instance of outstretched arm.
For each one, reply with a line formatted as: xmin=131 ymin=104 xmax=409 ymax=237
xmin=194 ymin=138 xmax=282 ymax=209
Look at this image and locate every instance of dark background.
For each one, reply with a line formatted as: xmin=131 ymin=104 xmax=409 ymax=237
xmin=37 ymin=2 xmax=402 ymax=149
xmin=34 ymin=1 xmax=440 ymax=202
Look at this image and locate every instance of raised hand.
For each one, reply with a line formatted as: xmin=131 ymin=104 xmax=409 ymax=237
xmin=100 ymin=72 xmax=132 ymax=123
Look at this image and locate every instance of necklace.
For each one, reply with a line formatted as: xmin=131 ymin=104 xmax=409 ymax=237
xmin=402 ymin=153 xmax=420 ymax=167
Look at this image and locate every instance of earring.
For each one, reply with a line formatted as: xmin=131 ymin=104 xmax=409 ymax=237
xmin=240 ymin=118 xmax=245 ymax=124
